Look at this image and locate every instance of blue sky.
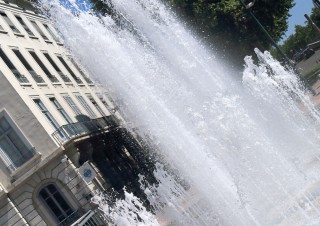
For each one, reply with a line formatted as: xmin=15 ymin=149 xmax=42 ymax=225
xmin=60 ymin=0 xmax=91 ymax=11
xmin=282 ymin=0 xmax=314 ymax=41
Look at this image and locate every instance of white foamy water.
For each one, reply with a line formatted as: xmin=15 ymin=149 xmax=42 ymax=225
xmin=40 ymin=0 xmax=320 ymax=225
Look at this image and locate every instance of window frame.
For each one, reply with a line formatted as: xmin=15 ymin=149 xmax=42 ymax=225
xmin=28 ymin=50 xmax=59 ymax=83
xmin=33 ymin=98 xmax=60 ymax=130
xmin=62 ymin=94 xmax=82 ymax=116
xmin=0 ymin=110 xmax=35 ymax=172
xmin=43 ymin=23 xmax=59 ymax=42
xmin=14 ymin=15 xmax=34 ymax=36
xmin=0 ymin=47 xmax=29 ymax=83
xmin=30 ymin=20 xmax=49 ymax=40
xmin=69 ymin=57 xmax=93 ymax=84
xmin=86 ymin=94 xmax=106 ymax=116
xmin=11 ymin=48 xmax=45 ymax=84
xmin=74 ymin=94 xmax=97 ymax=119
xmin=56 ymin=55 xmax=83 ymax=84
xmin=97 ymin=93 xmax=115 ymax=113
xmin=48 ymin=97 xmax=73 ymax=124
xmin=38 ymin=183 xmax=75 ymax=224
xmin=42 ymin=52 xmax=71 ymax=83
xmin=0 ymin=11 xmax=20 ymax=34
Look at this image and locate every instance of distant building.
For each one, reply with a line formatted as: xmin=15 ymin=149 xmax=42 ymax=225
xmin=0 ymin=0 xmax=154 ymax=225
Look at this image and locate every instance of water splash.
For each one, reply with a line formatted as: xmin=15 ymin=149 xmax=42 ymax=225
xmin=40 ymin=0 xmax=320 ymax=225
xmin=92 ymin=189 xmax=159 ymax=226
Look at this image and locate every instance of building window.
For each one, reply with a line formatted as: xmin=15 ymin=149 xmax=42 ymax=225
xmin=39 ymin=184 xmax=74 ymax=223
xmin=31 ymin=21 xmax=48 ymax=40
xmin=15 ymin=15 xmax=34 ymax=36
xmin=69 ymin=58 xmax=93 ymax=84
xmin=49 ymin=97 xmax=73 ymax=124
xmin=0 ymin=117 xmax=34 ymax=171
xmin=29 ymin=50 xmax=59 ymax=83
xmin=12 ymin=49 xmax=44 ymax=83
xmin=97 ymin=94 xmax=115 ymax=113
xmin=63 ymin=95 xmax=82 ymax=116
xmin=86 ymin=94 xmax=105 ymax=116
xmin=75 ymin=94 xmax=97 ymax=118
xmin=33 ymin=99 xmax=61 ymax=130
xmin=43 ymin=52 xmax=70 ymax=82
xmin=0 ymin=11 xmax=20 ymax=33
xmin=57 ymin=56 xmax=83 ymax=84
xmin=43 ymin=24 xmax=59 ymax=42
xmin=0 ymin=23 xmax=5 ymax=32
xmin=0 ymin=48 xmax=29 ymax=83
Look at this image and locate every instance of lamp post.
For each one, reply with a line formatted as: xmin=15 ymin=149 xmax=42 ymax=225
xmin=239 ymin=0 xmax=292 ymax=65
xmin=239 ymin=0 xmax=315 ymax=94
xmin=304 ymin=14 xmax=320 ymax=34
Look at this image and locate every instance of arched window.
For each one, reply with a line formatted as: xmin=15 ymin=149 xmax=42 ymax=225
xmin=39 ymin=184 xmax=74 ymax=223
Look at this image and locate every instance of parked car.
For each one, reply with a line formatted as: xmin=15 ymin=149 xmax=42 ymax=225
xmin=302 ymin=47 xmax=315 ymax=59
xmin=293 ymin=51 xmax=304 ymax=62
xmin=293 ymin=47 xmax=315 ymax=62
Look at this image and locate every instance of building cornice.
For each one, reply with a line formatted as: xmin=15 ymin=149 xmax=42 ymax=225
xmin=0 ymin=0 xmax=47 ymax=22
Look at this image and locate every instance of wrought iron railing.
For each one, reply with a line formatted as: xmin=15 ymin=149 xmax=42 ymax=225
xmin=70 ymin=209 xmax=107 ymax=226
xmin=52 ymin=116 xmax=118 ymax=145
xmin=58 ymin=72 xmax=71 ymax=83
xmin=73 ymin=76 xmax=84 ymax=84
xmin=83 ymin=76 xmax=93 ymax=84
xmin=48 ymin=74 xmax=60 ymax=83
xmin=29 ymin=71 xmax=45 ymax=83
xmin=57 ymin=209 xmax=107 ymax=226
xmin=12 ymin=70 xmax=29 ymax=83
xmin=58 ymin=209 xmax=84 ymax=226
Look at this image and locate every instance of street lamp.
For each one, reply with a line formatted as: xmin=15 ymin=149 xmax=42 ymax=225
xmin=239 ymin=0 xmax=292 ymax=65
xmin=304 ymin=14 xmax=320 ymax=34
xmin=239 ymin=0 xmax=317 ymax=94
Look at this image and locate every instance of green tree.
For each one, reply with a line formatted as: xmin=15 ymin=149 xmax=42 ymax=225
xmin=279 ymin=7 xmax=320 ymax=60
xmin=168 ymin=0 xmax=294 ymax=59
xmin=90 ymin=0 xmax=294 ymax=67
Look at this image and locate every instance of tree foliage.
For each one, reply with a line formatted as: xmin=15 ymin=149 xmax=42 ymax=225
xmin=279 ymin=7 xmax=320 ymax=59
xmin=90 ymin=0 xmax=294 ymax=66
xmin=167 ymin=0 xmax=294 ymax=59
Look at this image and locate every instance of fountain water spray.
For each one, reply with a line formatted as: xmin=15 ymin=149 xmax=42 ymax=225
xmin=40 ymin=0 xmax=320 ymax=225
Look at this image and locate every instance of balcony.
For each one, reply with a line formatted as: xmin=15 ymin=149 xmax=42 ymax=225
xmin=52 ymin=116 xmax=118 ymax=145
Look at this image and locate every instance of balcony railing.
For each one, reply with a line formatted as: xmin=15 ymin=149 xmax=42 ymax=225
xmin=73 ymin=76 xmax=84 ymax=84
xmin=52 ymin=116 xmax=118 ymax=145
xmin=58 ymin=209 xmax=84 ymax=226
xmin=57 ymin=209 xmax=107 ymax=226
xmin=83 ymin=76 xmax=93 ymax=84
xmin=70 ymin=209 xmax=107 ymax=226
xmin=58 ymin=72 xmax=71 ymax=83
xmin=48 ymin=74 xmax=60 ymax=83
xmin=12 ymin=70 xmax=29 ymax=83
xmin=29 ymin=71 xmax=45 ymax=83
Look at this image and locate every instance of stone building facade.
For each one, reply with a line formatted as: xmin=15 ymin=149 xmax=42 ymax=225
xmin=0 ymin=0 xmax=131 ymax=225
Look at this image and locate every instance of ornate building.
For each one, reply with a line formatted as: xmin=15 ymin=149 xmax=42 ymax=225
xmin=0 ymin=0 xmax=154 ymax=225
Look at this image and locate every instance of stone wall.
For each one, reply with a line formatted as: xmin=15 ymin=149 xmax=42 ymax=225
xmin=8 ymin=156 xmax=94 ymax=226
